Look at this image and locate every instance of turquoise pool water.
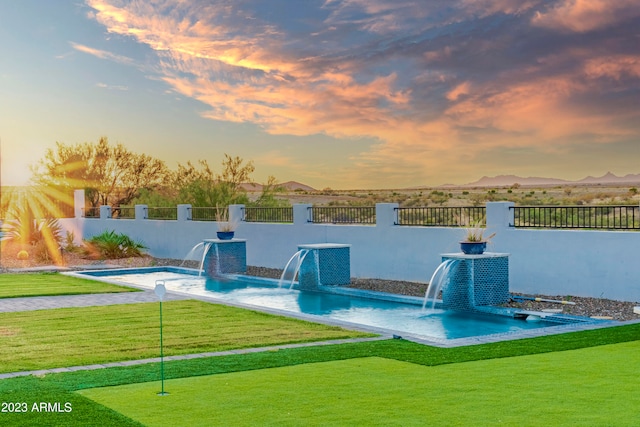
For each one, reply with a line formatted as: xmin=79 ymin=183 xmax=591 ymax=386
xmin=73 ymin=267 xmax=587 ymax=343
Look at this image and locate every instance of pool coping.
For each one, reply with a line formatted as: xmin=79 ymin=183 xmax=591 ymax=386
xmin=64 ymin=267 xmax=634 ymax=348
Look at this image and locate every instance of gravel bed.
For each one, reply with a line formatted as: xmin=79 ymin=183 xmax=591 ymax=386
xmin=2 ymin=254 xmax=638 ymax=321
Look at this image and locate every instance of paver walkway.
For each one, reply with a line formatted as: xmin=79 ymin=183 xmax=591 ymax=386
xmin=0 ymin=290 xmax=190 ymax=313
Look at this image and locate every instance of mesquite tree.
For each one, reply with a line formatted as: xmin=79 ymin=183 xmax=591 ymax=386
xmin=32 ymin=137 xmax=170 ymax=209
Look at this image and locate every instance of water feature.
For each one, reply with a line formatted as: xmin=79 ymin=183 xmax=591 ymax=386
xmin=179 ymin=242 xmax=204 ymax=269
xmin=179 ymin=241 xmax=213 ymax=276
xmin=422 ymin=259 xmax=459 ymax=311
xmin=69 ymin=266 xmax=603 ymax=345
xmin=279 ymin=249 xmax=310 ymax=289
xmin=210 ymin=244 xmax=221 ymax=276
xmin=201 ymin=238 xmax=247 ymax=276
xmin=71 ymin=242 xmax=605 ymax=345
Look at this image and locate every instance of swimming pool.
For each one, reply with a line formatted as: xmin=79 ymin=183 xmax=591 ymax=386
xmin=71 ymin=267 xmax=606 ymax=346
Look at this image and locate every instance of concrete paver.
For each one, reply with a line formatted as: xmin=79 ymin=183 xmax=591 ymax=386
xmin=0 ymin=290 xmax=189 ymax=313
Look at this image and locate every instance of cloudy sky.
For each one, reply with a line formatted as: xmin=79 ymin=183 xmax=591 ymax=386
xmin=1 ymin=0 xmax=639 ymax=189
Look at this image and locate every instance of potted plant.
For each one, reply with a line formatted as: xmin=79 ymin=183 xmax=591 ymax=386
xmin=216 ymin=207 xmax=238 ymax=240
xmin=459 ymin=218 xmax=495 ymax=255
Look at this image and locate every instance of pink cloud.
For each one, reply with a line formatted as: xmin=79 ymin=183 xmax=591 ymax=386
xmin=446 ymin=81 xmax=472 ymax=101
xmin=532 ymin=0 xmax=640 ymax=32
xmin=70 ymin=42 xmax=133 ymax=64
xmin=584 ymin=55 xmax=640 ymax=80
xmin=82 ymin=0 xmax=640 ymax=187
xmin=459 ymin=0 xmax=541 ymax=17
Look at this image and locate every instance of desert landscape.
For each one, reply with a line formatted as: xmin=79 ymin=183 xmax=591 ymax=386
xmin=257 ymin=172 xmax=640 ymax=207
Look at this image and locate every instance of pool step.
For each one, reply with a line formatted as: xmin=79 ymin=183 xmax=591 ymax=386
xmin=513 ymin=310 xmax=551 ymax=320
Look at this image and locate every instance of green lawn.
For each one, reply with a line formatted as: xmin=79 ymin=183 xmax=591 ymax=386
xmin=0 ymin=273 xmax=137 ymax=298
xmin=0 ymin=300 xmax=374 ymax=373
xmin=79 ymin=342 xmax=640 ymax=426
xmin=1 ymin=327 xmax=640 ymax=426
xmin=1 ymin=272 xmax=639 ymax=425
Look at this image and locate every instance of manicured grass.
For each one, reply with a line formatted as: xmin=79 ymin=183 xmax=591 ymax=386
xmin=0 ymin=273 xmax=137 ymax=299
xmin=79 ymin=342 xmax=640 ymax=426
xmin=0 ymin=300 xmax=374 ymax=373
xmin=1 ymin=324 xmax=639 ymax=426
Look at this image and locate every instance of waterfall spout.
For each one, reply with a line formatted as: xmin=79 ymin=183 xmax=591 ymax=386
xmin=422 ymin=259 xmax=459 ymax=310
xmin=180 ymin=242 xmax=204 ymax=269
xmin=279 ymin=249 xmax=310 ymax=289
xmin=199 ymin=242 xmax=213 ymax=276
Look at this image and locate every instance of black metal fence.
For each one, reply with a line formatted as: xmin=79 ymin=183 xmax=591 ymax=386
xmin=77 ymin=203 xmax=640 ymax=229
xmin=395 ymin=207 xmax=486 ymax=226
xmin=190 ymin=207 xmax=217 ymax=221
xmin=82 ymin=207 xmax=100 ymax=218
xmin=511 ymin=206 xmax=640 ymax=230
xmin=113 ymin=206 xmax=135 ymax=219
xmin=146 ymin=207 xmax=177 ymax=220
xmin=243 ymin=207 xmax=293 ymax=223
xmin=308 ymin=206 xmax=376 ymax=224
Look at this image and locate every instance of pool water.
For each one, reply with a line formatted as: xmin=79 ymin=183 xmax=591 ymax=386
xmin=87 ymin=270 xmax=563 ymax=342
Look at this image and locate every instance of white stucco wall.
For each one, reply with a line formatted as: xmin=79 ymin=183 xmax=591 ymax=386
xmin=59 ymin=200 xmax=640 ymax=302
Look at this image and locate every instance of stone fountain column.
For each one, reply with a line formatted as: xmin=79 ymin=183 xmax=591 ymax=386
xmin=440 ymin=253 xmax=510 ymax=311
xmin=297 ymin=243 xmax=351 ymax=289
xmin=202 ymin=239 xmax=247 ymax=276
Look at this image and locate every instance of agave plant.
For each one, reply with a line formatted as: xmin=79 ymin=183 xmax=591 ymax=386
xmin=4 ymin=217 xmax=62 ymax=245
xmin=84 ymin=230 xmax=147 ymax=259
xmin=2 ymin=211 xmax=64 ymax=263
xmin=2 ymin=206 xmax=62 ymax=247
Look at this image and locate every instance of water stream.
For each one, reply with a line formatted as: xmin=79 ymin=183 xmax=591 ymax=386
xmin=279 ymin=249 xmax=310 ymax=288
xmin=422 ymin=259 xmax=459 ymax=310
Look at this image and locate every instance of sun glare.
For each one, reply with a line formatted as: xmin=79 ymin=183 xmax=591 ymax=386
xmin=1 ymin=186 xmax=75 ymax=266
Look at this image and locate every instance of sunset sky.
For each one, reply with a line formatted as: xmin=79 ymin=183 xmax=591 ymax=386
xmin=1 ymin=1 xmax=639 ymax=189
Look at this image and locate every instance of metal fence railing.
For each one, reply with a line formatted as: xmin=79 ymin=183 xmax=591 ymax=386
xmin=82 ymin=207 xmax=100 ymax=218
xmin=68 ymin=203 xmax=640 ymax=230
xmin=146 ymin=207 xmax=177 ymax=220
xmin=511 ymin=206 xmax=640 ymax=230
xmin=113 ymin=206 xmax=135 ymax=219
xmin=308 ymin=206 xmax=376 ymax=224
xmin=395 ymin=207 xmax=486 ymax=227
xmin=190 ymin=207 xmax=218 ymax=221
xmin=243 ymin=207 xmax=293 ymax=223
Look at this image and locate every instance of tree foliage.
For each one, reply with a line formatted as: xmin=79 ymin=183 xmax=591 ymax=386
xmin=249 ymin=175 xmax=288 ymax=207
xmin=32 ymin=137 xmax=170 ymax=209
xmin=32 ymin=137 xmax=285 ymax=210
xmin=172 ymin=154 xmax=255 ymax=207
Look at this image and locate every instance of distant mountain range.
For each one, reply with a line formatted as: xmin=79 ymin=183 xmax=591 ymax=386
xmin=243 ymin=174 xmax=640 ymax=192
xmin=240 ymin=181 xmax=316 ymax=192
xmin=462 ymin=172 xmax=640 ymax=187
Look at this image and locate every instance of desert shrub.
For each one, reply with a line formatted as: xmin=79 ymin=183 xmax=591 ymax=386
xmin=34 ymin=239 xmax=57 ymax=262
xmin=2 ymin=210 xmax=63 ymax=262
xmin=84 ymin=230 xmax=147 ymax=259
xmin=63 ymin=231 xmax=83 ymax=253
xmin=3 ymin=216 xmax=62 ymax=246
